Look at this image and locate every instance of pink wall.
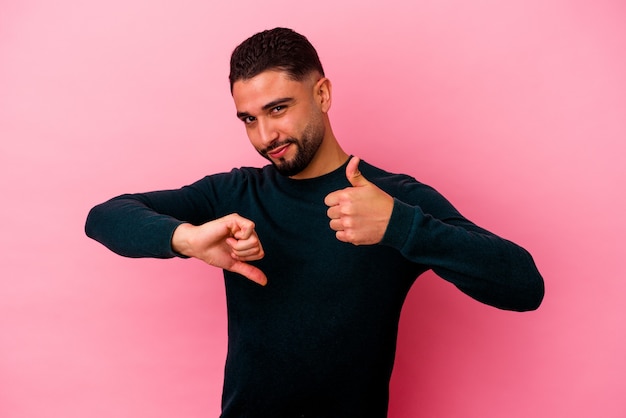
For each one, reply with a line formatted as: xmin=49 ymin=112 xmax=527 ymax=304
xmin=1 ymin=1 xmax=625 ymax=417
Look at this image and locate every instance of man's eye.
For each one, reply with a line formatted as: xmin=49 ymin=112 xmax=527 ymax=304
xmin=243 ymin=116 xmax=256 ymax=124
xmin=271 ymin=105 xmax=285 ymax=114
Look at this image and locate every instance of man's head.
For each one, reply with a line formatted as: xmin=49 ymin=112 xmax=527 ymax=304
xmin=230 ymin=28 xmax=339 ymax=179
xmin=229 ymin=27 xmax=325 ymax=93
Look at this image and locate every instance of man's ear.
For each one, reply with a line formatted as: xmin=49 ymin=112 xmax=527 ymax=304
xmin=314 ymin=77 xmax=332 ymax=113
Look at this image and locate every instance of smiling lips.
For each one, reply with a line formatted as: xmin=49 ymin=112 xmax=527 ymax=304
xmin=266 ymin=143 xmax=292 ymax=159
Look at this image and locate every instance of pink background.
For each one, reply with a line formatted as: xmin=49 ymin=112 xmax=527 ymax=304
xmin=1 ymin=1 xmax=625 ymax=417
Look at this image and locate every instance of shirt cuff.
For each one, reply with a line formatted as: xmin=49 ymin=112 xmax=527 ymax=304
xmin=380 ymin=198 xmax=420 ymax=251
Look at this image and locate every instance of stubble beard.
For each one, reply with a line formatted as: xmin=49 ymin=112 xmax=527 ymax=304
xmin=260 ymin=121 xmax=325 ymax=177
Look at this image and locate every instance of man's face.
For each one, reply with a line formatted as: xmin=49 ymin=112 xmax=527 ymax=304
xmin=232 ymin=70 xmax=327 ymax=177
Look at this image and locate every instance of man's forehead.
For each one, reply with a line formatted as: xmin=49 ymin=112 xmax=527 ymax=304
xmin=233 ymin=70 xmax=298 ymax=91
xmin=232 ymin=70 xmax=312 ymax=110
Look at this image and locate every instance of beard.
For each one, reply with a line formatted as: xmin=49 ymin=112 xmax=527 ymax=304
xmin=259 ymin=120 xmax=325 ymax=177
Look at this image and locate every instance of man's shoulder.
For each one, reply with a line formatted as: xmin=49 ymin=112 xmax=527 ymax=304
xmin=198 ymin=165 xmax=271 ymax=183
xmin=360 ymin=160 xmax=420 ymax=186
xmin=360 ymin=159 xmax=443 ymax=201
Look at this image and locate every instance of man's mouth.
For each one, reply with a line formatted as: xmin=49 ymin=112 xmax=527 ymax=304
xmin=265 ymin=142 xmax=293 ymax=159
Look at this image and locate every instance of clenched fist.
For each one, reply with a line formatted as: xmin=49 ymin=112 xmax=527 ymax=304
xmin=172 ymin=213 xmax=267 ymax=285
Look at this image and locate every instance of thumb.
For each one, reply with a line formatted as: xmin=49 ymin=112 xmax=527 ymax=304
xmin=230 ymin=261 xmax=268 ymax=286
xmin=346 ymin=156 xmax=369 ymax=187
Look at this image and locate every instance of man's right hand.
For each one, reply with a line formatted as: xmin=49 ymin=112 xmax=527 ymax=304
xmin=171 ymin=214 xmax=267 ymax=286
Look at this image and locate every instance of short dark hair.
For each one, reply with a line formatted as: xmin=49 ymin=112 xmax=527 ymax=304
xmin=229 ymin=27 xmax=325 ymax=92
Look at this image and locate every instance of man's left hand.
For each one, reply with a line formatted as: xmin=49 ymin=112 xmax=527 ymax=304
xmin=324 ymin=157 xmax=394 ymax=245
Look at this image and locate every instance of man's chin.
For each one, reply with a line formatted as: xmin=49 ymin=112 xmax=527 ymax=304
xmin=273 ymin=160 xmax=303 ymax=177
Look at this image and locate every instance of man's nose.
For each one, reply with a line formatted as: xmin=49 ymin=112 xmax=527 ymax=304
xmin=258 ymin=119 xmax=279 ymax=145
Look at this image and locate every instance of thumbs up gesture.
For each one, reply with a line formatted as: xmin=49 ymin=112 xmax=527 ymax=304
xmin=324 ymin=157 xmax=394 ymax=245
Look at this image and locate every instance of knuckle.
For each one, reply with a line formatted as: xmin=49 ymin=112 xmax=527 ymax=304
xmin=341 ymin=206 xmax=354 ymax=216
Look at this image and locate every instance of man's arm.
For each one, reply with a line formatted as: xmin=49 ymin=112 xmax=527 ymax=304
xmin=381 ymin=198 xmax=544 ymax=311
xmin=85 ymin=186 xmax=266 ymax=284
xmin=325 ymin=157 xmax=544 ymax=312
xmin=85 ymin=192 xmax=187 ymax=259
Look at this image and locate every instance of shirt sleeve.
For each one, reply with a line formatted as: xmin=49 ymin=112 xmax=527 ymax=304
xmin=85 ymin=176 xmax=222 ymax=259
xmin=379 ymin=182 xmax=544 ymax=312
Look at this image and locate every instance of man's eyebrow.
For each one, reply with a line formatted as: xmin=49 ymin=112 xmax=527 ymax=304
xmin=262 ymin=97 xmax=294 ymax=111
xmin=236 ymin=97 xmax=294 ymax=119
xmin=236 ymin=111 xmax=251 ymax=120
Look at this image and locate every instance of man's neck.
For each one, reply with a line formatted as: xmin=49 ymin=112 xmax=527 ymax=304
xmin=290 ymin=137 xmax=348 ymax=180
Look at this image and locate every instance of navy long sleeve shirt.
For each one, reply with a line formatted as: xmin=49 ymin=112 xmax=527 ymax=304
xmin=85 ymin=159 xmax=544 ymax=417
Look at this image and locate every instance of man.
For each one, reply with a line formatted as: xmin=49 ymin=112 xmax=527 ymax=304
xmin=86 ymin=27 xmax=544 ymax=417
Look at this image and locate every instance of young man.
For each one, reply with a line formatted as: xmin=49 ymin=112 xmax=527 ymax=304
xmin=86 ymin=27 xmax=544 ymax=418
